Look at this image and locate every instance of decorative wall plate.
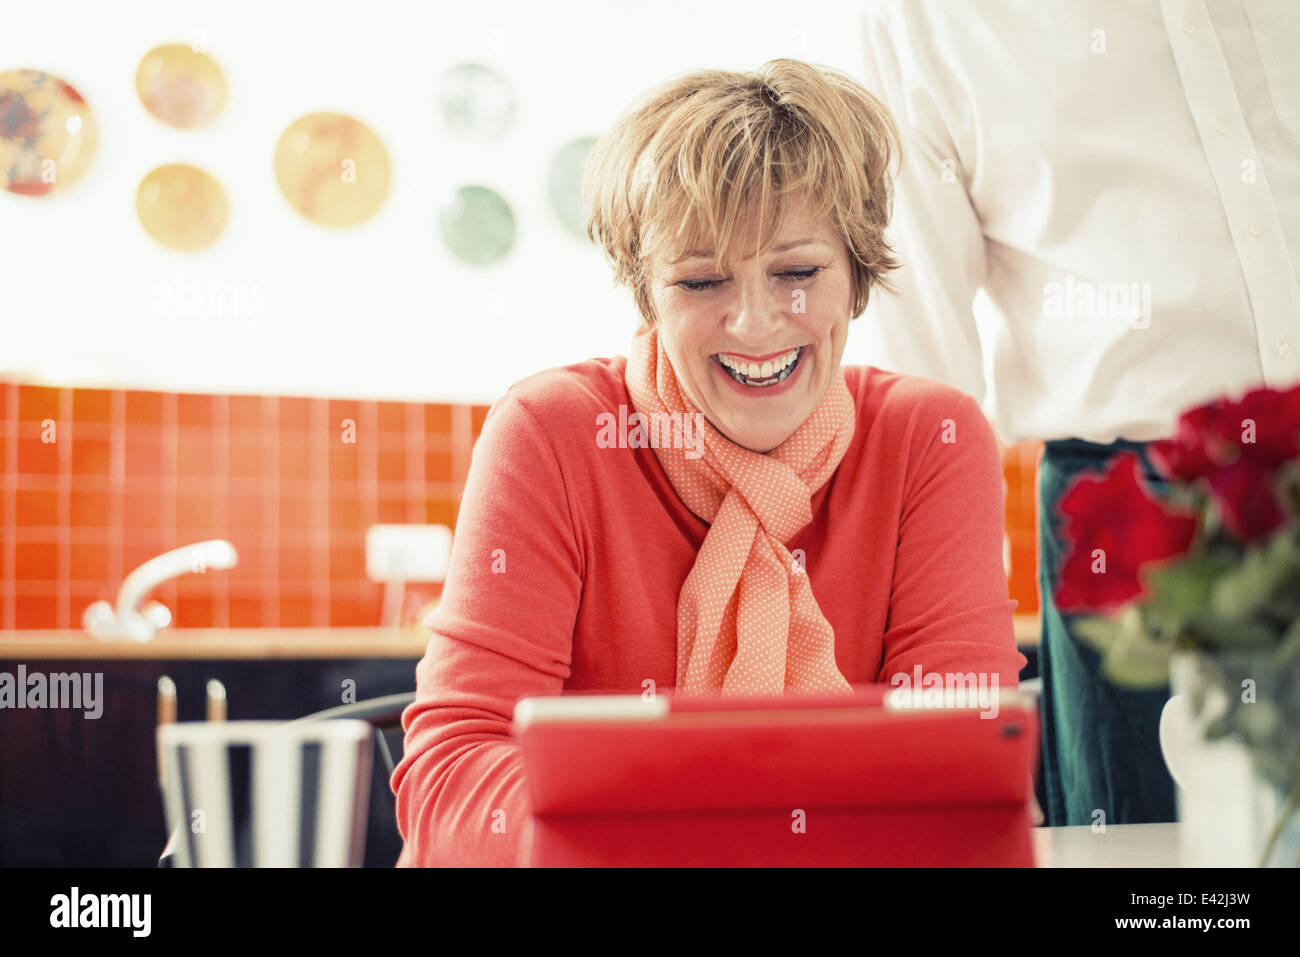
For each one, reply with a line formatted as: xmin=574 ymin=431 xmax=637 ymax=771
xmin=0 ymin=68 xmax=98 ymax=195
xmin=439 ymin=185 xmax=516 ymax=265
xmin=549 ymin=136 xmax=597 ymax=240
xmin=136 ymin=163 xmax=228 ymax=250
xmin=438 ymin=63 xmax=515 ymax=139
xmin=274 ymin=111 xmax=390 ymax=227
xmin=135 ymin=43 xmax=227 ymax=129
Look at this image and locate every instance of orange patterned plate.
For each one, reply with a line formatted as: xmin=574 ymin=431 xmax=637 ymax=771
xmin=0 ymin=68 xmax=98 ymax=196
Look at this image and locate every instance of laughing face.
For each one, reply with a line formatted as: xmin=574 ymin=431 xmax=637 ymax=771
xmin=648 ymin=196 xmax=854 ymax=454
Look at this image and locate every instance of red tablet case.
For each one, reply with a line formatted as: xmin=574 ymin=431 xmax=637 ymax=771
xmin=514 ymin=684 xmax=1039 ymax=867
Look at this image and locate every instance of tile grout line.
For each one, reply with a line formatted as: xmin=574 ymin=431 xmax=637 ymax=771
xmin=409 ymin=401 xmax=427 ymax=524
xmin=58 ymin=388 xmax=72 ymax=629
xmin=265 ymin=395 xmax=280 ymax=628
xmin=359 ymin=399 xmax=379 ymax=625
xmin=2 ymin=382 xmax=15 ymax=629
xmin=162 ymin=392 xmax=178 ymax=618
xmin=312 ymin=398 xmax=330 ymax=628
xmin=110 ymin=390 xmax=125 ymax=597
xmin=214 ymin=393 xmax=230 ymax=628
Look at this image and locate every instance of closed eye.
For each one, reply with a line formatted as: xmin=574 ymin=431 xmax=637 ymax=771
xmin=678 ymin=266 xmax=823 ymax=292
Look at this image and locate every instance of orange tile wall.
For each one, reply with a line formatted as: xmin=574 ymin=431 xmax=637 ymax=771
xmin=0 ymin=382 xmax=488 ymax=629
xmin=0 ymin=381 xmax=1042 ymax=628
xmin=1002 ymin=439 xmax=1044 ymax=617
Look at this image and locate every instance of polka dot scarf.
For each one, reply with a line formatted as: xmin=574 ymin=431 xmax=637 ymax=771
xmin=625 ymin=325 xmax=857 ymax=697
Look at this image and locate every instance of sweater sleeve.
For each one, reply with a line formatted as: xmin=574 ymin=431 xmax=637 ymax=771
xmin=391 ymin=391 xmax=581 ymax=867
xmin=877 ymin=388 xmax=1026 ymax=689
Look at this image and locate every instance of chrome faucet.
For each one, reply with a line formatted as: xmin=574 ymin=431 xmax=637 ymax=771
xmin=83 ymin=540 xmax=238 ymax=641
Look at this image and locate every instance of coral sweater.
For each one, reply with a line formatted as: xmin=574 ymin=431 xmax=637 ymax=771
xmin=392 ymin=356 xmax=1026 ymax=867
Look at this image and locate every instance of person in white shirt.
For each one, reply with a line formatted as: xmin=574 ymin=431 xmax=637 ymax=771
xmin=855 ymin=0 xmax=1300 ymax=826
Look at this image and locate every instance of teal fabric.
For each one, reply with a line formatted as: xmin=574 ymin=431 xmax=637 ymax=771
xmin=1036 ymin=438 xmax=1177 ymax=826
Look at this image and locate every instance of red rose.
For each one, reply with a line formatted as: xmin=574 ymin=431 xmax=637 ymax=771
xmin=1207 ymin=458 xmax=1288 ymax=541
xmin=1222 ymin=386 xmax=1300 ymax=468
xmin=1055 ymin=453 xmax=1198 ymax=613
xmin=1147 ymin=400 xmax=1226 ymax=481
xmin=1148 ymin=384 xmax=1300 ymax=543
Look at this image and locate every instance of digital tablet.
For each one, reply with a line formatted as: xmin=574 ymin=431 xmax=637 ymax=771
xmin=512 ymin=683 xmax=1039 ymax=867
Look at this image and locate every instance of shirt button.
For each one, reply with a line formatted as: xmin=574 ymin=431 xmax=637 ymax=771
xmin=1250 ymin=223 xmax=1263 ymax=238
xmin=1279 ymin=342 xmax=1291 ymax=359
xmin=1215 ymin=118 xmax=1229 ymax=134
xmin=1182 ymin=20 xmax=1196 ymax=34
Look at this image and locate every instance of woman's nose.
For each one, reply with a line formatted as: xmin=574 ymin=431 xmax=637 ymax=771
xmin=725 ymin=278 xmax=786 ymax=345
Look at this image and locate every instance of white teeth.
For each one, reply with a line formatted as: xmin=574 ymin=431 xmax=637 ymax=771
xmin=716 ymin=347 xmax=803 ymax=386
xmin=717 ymin=348 xmax=799 ymax=377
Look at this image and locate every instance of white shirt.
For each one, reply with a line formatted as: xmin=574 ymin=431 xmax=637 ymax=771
xmin=851 ymin=0 xmax=1300 ymax=445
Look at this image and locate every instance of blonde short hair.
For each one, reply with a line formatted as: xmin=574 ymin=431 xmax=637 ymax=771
xmin=584 ymin=58 xmax=901 ymax=327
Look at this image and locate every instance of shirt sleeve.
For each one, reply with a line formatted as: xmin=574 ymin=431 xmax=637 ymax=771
xmin=391 ymin=391 xmax=582 ymax=867
xmin=877 ymin=387 xmax=1026 ymax=688
xmin=856 ymin=0 xmax=989 ymax=409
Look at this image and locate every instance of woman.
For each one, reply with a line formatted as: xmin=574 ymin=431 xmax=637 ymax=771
xmin=392 ymin=59 xmax=1027 ymax=867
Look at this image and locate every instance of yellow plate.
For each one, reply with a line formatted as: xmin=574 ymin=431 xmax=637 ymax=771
xmin=274 ymin=112 xmax=391 ymax=227
xmin=136 ymin=163 xmax=228 ymax=250
xmin=135 ymin=43 xmax=227 ymax=129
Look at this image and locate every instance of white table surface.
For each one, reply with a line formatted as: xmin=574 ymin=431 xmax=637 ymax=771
xmin=1034 ymin=823 xmax=1182 ymax=867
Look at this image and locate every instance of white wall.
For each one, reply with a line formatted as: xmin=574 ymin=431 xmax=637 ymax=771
xmin=2 ymin=0 xmax=874 ymax=404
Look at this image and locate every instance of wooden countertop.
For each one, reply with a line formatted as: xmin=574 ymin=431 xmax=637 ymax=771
xmin=0 ymin=615 xmax=1040 ymax=660
xmin=0 ymin=627 xmax=433 ymax=659
xmin=1013 ymin=614 xmax=1039 ymax=645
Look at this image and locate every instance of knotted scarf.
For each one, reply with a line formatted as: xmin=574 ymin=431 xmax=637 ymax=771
xmin=624 ymin=325 xmax=857 ymax=696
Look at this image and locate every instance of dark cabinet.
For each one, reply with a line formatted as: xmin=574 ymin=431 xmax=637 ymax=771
xmin=0 ymin=657 xmax=418 ymax=867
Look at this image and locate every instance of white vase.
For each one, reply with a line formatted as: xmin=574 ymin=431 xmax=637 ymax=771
xmin=1160 ymin=650 xmax=1300 ymax=867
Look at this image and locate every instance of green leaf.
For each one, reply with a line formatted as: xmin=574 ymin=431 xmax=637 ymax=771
xmin=1143 ymin=551 xmax=1235 ymax=630
xmin=1276 ymin=617 xmax=1300 ymax=671
xmin=1251 ymin=752 xmax=1295 ymax=796
xmin=1235 ymin=699 xmax=1280 ymax=749
xmin=1265 ymin=591 xmax=1300 ymax=625
xmin=1072 ymin=614 xmax=1123 ymax=653
xmin=1099 ymin=606 xmax=1172 ymax=688
xmin=1280 ymin=461 xmax=1300 ymax=516
xmin=1209 ymin=543 xmax=1289 ymax=620
xmin=1189 ymin=613 xmax=1279 ymax=648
